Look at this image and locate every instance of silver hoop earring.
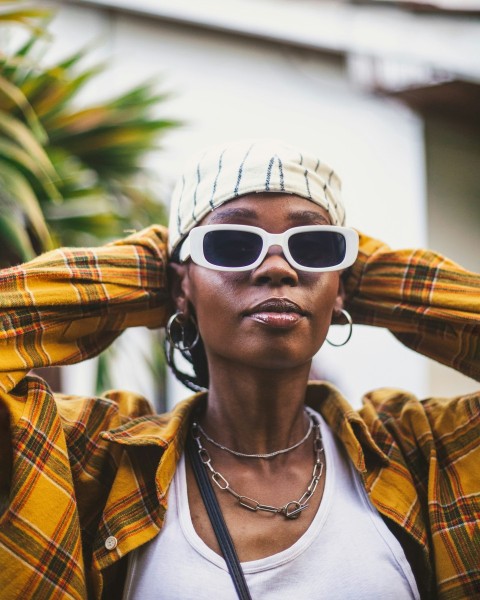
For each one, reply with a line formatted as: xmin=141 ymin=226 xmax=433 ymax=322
xmin=166 ymin=311 xmax=200 ymax=352
xmin=326 ymin=309 xmax=353 ymax=347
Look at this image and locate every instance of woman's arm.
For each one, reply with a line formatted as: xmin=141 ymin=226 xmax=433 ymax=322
xmin=0 ymin=225 xmax=170 ymax=394
xmin=342 ymin=232 xmax=480 ymax=381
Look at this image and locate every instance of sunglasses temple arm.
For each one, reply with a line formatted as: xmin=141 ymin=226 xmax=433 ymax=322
xmin=178 ymin=237 xmax=191 ymax=263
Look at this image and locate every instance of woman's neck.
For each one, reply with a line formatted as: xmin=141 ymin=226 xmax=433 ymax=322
xmin=200 ymin=361 xmax=312 ymax=456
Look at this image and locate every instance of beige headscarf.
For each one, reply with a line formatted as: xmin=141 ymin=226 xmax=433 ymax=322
xmin=168 ymin=139 xmax=345 ymax=254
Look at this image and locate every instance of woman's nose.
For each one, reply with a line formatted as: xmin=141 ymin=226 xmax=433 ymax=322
xmin=251 ymin=247 xmax=299 ymax=287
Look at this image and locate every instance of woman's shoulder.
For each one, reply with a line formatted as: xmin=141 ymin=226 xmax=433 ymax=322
xmin=359 ymin=386 xmax=480 ymax=442
xmin=54 ymin=389 xmax=200 ymax=447
xmin=53 ymin=388 xmax=155 ymax=442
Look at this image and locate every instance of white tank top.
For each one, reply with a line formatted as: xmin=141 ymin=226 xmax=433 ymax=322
xmin=123 ymin=411 xmax=420 ymax=600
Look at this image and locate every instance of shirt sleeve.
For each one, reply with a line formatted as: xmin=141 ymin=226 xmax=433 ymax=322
xmin=0 ymin=225 xmax=170 ymax=394
xmin=342 ymin=232 xmax=480 ymax=381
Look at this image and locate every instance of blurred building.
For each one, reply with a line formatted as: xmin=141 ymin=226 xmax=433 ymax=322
xmin=53 ymin=0 xmax=480 ymax=406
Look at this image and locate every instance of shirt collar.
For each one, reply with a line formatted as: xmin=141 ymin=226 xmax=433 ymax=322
xmin=305 ymin=382 xmax=389 ymax=472
xmin=101 ymin=381 xmax=388 ymax=475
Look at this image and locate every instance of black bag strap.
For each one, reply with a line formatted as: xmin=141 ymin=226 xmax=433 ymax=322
xmin=186 ymin=433 xmax=253 ymax=600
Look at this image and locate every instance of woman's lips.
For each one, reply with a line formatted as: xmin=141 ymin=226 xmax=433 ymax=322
xmin=243 ymin=298 xmax=307 ymax=328
xmin=249 ymin=311 xmax=303 ymax=328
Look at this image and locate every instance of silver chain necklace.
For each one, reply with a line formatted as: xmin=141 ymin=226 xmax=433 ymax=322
xmin=191 ymin=415 xmax=324 ymax=520
xmin=195 ymin=409 xmax=314 ymax=459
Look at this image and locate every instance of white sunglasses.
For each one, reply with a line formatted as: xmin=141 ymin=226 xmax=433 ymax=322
xmin=179 ymin=224 xmax=359 ymax=272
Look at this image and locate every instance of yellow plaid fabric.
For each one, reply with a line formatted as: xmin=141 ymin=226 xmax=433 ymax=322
xmin=0 ymin=225 xmax=479 ymax=599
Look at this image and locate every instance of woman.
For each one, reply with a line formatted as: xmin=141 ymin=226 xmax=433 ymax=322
xmin=0 ymin=139 xmax=478 ymax=600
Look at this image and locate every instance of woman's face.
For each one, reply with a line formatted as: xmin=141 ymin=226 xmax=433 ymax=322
xmin=171 ymin=193 xmax=343 ymax=373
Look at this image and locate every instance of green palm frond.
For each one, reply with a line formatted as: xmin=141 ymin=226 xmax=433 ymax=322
xmin=0 ymin=158 xmax=53 ymax=267
xmin=0 ymin=73 xmax=46 ymax=139
xmin=0 ymin=110 xmax=59 ymax=196
xmin=0 ymin=2 xmax=49 ymax=34
xmin=0 ymin=0 xmax=178 ymax=262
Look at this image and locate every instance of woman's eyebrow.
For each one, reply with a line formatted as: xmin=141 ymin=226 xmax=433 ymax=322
xmin=208 ymin=207 xmax=258 ymax=223
xmin=288 ymin=211 xmax=330 ymax=225
xmin=207 ymin=207 xmax=330 ymax=225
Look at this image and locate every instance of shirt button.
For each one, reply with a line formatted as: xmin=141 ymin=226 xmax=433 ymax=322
xmin=105 ymin=536 xmax=118 ymax=550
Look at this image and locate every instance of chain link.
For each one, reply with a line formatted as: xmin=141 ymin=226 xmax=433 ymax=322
xmin=195 ymin=409 xmax=314 ymax=459
xmin=191 ymin=416 xmax=324 ymax=520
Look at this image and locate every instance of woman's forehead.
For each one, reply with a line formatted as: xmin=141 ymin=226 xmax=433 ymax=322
xmin=200 ymin=193 xmax=332 ymax=227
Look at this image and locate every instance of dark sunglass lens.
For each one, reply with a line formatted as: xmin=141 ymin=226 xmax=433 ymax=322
xmin=203 ymin=230 xmax=263 ymax=267
xmin=289 ymin=231 xmax=346 ymax=268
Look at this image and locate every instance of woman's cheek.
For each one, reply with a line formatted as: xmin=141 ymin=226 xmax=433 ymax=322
xmin=188 ymin=271 xmax=239 ymax=329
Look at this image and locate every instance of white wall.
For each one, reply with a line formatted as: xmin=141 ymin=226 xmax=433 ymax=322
xmin=425 ymin=118 xmax=480 ymax=397
xmin=49 ymin=3 xmax=431 ymax=407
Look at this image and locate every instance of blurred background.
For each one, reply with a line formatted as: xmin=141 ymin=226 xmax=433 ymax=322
xmin=1 ymin=0 xmax=479 ymax=410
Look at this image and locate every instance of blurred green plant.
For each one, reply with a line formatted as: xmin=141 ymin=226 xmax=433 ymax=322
xmin=0 ymin=0 xmax=177 ymax=268
xmin=0 ymin=0 xmax=177 ymax=406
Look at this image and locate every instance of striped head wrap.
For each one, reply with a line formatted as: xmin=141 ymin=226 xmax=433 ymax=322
xmin=168 ymin=139 xmax=345 ymax=254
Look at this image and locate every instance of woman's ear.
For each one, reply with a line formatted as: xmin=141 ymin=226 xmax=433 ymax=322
xmin=333 ymin=277 xmax=346 ymax=316
xmin=168 ymin=262 xmax=191 ymax=315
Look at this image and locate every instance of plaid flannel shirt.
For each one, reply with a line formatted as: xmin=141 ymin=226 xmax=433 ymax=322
xmin=0 ymin=225 xmax=479 ymax=599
